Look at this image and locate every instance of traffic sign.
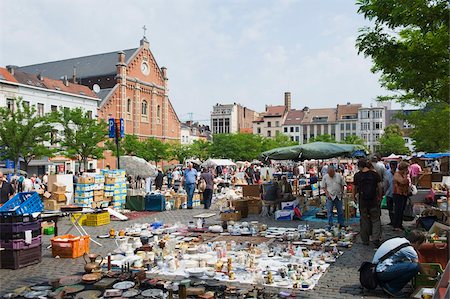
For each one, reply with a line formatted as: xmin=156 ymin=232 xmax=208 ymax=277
xmin=108 ymin=118 xmax=115 ymax=138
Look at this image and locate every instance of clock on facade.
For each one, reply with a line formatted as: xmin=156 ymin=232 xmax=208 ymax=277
xmin=141 ymin=61 xmax=150 ymax=75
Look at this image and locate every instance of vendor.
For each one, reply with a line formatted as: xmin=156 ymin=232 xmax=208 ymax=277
xmin=321 ymin=166 xmax=346 ymax=229
xmin=277 ymin=175 xmax=293 ymax=201
xmin=372 ymin=230 xmax=426 ymax=297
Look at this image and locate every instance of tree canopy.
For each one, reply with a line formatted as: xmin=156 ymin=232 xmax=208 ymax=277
xmin=356 ymin=0 xmax=450 ymax=152
xmin=0 ymin=98 xmax=54 ymax=172
xmin=377 ymin=124 xmax=410 ymax=156
xmin=54 ymin=107 xmax=108 ymax=171
xmin=308 ymin=134 xmax=336 ymax=143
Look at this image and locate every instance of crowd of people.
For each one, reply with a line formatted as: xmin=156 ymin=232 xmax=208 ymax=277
xmin=0 ymin=171 xmax=49 ymax=205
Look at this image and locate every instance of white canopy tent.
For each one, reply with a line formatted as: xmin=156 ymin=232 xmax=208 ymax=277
xmin=201 ymin=159 xmax=236 ymax=168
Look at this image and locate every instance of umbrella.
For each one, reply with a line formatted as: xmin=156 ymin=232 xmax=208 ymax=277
xmin=260 ymin=142 xmax=367 ymax=161
xmin=120 ymin=156 xmax=157 ymax=178
xmin=201 ymin=158 xmax=236 ymax=168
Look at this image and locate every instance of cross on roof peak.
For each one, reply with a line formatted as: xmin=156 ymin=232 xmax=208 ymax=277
xmin=142 ymin=25 xmax=147 ymax=38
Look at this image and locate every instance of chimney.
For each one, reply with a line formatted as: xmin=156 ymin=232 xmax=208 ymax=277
xmin=72 ymin=66 xmax=77 ymax=84
xmin=62 ymin=75 xmax=69 ymax=87
xmin=284 ymin=92 xmax=291 ymax=112
xmin=140 ymin=36 xmax=149 ymax=48
xmin=118 ymin=51 xmax=125 ymax=63
xmin=6 ymin=65 xmax=17 ymax=76
xmin=37 ymin=73 xmax=43 ymax=81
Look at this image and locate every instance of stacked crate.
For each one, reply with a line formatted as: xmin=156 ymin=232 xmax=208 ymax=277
xmin=92 ymin=174 xmax=106 ymax=208
xmin=0 ymin=214 xmax=42 ymax=269
xmin=74 ymin=176 xmax=94 ymax=207
xmin=102 ymin=169 xmax=127 ymax=209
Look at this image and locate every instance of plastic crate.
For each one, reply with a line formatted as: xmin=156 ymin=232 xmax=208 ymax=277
xmin=0 ymin=243 xmax=42 ymax=269
xmin=0 ymin=235 xmax=42 ymax=250
xmin=0 ymin=214 xmax=40 ymax=223
xmin=85 ymin=212 xmax=110 ymax=227
xmin=0 ymin=220 xmax=42 ymax=234
xmin=51 ymin=234 xmax=90 ymax=258
xmin=43 ymin=226 xmax=55 ymax=235
xmin=0 ymin=192 xmax=43 ymax=215
xmin=413 ymin=263 xmax=444 ymax=288
xmin=70 ymin=213 xmax=87 ymax=225
xmin=1 ymin=229 xmax=40 ymax=241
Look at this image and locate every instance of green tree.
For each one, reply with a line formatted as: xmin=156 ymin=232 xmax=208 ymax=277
xmin=308 ymin=134 xmax=336 ymax=143
xmin=262 ymin=132 xmax=297 ymax=151
xmin=356 ymin=0 xmax=449 ymax=150
xmin=189 ymin=140 xmax=211 ymax=161
xmin=54 ymin=107 xmax=108 ymax=171
xmin=341 ymin=134 xmax=366 ymax=146
xmin=168 ymin=142 xmax=192 ymax=163
xmin=105 ymin=134 xmax=143 ymax=157
xmin=140 ymin=138 xmax=170 ymax=165
xmin=211 ymin=133 xmax=265 ymax=161
xmin=406 ymin=103 xmax=450 ymax=152
xmin=377 ymin=124 xmax=410 ymax=156
xmin=0 ymin=98 xmax=54 ymax=173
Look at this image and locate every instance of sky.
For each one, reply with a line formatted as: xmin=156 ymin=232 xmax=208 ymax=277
xmin=0 ymin=0 xmax=397 ymax=122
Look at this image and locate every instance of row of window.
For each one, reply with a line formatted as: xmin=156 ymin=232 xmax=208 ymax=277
xmin=361 ymin=122 xmax=383 ymax=131
xmin=212 ymin=118 xmax=230 ymax=134
xmin=266 ymin=121 xmax=280 ymax=128
xmin=6 ymin=99 xmax=92 ymax=118
xmin=360 ymin=110 xmax=383 ymax=119
xmin=340 ymin=123 xmax=357 ymax=131
xmin=361 ymin=133 xmax=381 ymax=142
xmin=131 ymin=99 xmax=161 ymax=119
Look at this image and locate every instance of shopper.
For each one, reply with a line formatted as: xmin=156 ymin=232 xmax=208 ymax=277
xmin=155 ymin=169 xmax=164 ymax=191
xmin=321 ymin=166 xmax=346 ymax=229
xmin=172 ymin=168 xmax=181 ymax=192
xmin=23 ymin=174 xmax=33 ymax=192
xmin=385 ymin=161 xmax=397 ymax=226
xmin=182 ymin=163 xmax=198 ymax=209
xmin=200 ymin=168 xmax=214 ymax=209
xmin=372 ymin=230 xmax=426 ymax=297
xmin=0 ymin=172 xmax=15 ymax=205
xmin=166 ymin=169 xmax=173 ymax=189
xmin=353 ymin=158 xmax=382 ymax=247
xmin=409 ymin=161 xmax=422 ymax=186
xmin=393 ymin=161 xmax=410 ymax=231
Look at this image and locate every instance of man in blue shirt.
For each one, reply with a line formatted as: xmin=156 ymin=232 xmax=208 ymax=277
xmin=385 ymin=161 xmax=397 ymax=226
xmin=372 ymin=230 xmax=426 ymax=297
xmin=183 ymin=163 xmax=198 ymax=209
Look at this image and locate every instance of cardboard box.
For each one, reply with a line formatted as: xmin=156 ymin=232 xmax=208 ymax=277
xmin=94 ymin=195 xmax=104 ymax=202
xmin=44 ymin=199 xmax=61 ymax=211
xmin=78 ymin=176 xmax=94 ymax=184
xmin=43 ymin=191 xmax=52 ymax=199
xmin=220 ymin=211 xmax=242 ymax=221
xmin=242 ymin=184 xmax=261 ymax=197
xmin=52 ymin=182 xmax=66 ymax=193
xmin=52 ymin=191 xmax=66 ymax=202
xmin=94 ymin=190 xmax=104 ymax=197
xmin=248 ymin=200 xmax=262 ymax=214
xmin=105 ymin=177 xmax=116 ymax=185
xmin=36 ymin=188 xmax=45 ymax=195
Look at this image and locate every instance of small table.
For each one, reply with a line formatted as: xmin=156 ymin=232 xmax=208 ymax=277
xmin=64 ymin=209 xmax=103 ymax=247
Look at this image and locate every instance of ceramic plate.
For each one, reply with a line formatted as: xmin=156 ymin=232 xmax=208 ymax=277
xmin=141 ymin=289 xmax=164 ymax=297
xmin=74 ymin=290 xmax=102 ymax=299
xmin=122 ymin=289 xmax=141 ymax=298
xmin=30 ymin=286 xmax=52 ymax=291
xmin=113 ymin=281 xmax=135 ymax=290
xmin=24 ymin=291 xmax=50 ymax=298
xmin=59 ymin=275 xmax=82 ymax=286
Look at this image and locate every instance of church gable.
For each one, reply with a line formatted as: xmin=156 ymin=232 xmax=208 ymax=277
xmin=126 ymin=46 xmax=165 ymax=87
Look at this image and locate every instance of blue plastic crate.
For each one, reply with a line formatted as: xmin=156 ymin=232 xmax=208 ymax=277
xmin=0 ymin=192 xmax=43 ymax=215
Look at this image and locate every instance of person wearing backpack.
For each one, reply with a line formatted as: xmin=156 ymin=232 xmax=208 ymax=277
xmin=372 ymin=230 xmax=426 ymax=297
xmin=353 ymin=158 xmax=382 ymax=247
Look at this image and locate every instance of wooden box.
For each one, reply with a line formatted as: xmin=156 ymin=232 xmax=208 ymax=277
xmin=220 ymin=211 xmax=242 ymax=221
xmin=51 ymin=191 xmax=66 ymax=202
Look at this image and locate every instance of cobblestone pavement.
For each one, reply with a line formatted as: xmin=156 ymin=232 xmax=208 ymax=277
xmin=0 ymin=208 xmax=412 ymax=298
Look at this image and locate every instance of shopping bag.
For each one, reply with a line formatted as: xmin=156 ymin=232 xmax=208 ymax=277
xmin=380 ymin=196 xmax=387 ymax=209
xmin=403 ymin=198 xmax=415 ymax=221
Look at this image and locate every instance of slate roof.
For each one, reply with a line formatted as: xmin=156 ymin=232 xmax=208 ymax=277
xmin=283 ymin=109 xmax=304 ymax=125
xmin=301 ymin=108 xmax=337 ymax=124
xmin=17 ymin=48 xmax=138 ymax=80
xmin=336 ymin=103 xmax=361 ymax=120
xmin=265 ymin=105 xmax=286 ymax=116
xmin=0 ymin=67 xmax=98 ymax=99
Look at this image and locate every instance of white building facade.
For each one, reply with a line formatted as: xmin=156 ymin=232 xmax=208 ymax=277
xmin=0 ymin=67 xmax=100 ymax=174
xmin=357 ymin=105 xmax=387 ymax=153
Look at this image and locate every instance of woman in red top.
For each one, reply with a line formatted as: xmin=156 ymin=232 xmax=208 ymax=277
xmin=393 ymin=162 xmax=410 ymax=231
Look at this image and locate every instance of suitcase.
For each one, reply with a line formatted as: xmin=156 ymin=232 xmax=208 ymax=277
xmin=145 ymin=194 xmax=166 ymax=212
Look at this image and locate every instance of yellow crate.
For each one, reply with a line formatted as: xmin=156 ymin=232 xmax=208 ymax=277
xmin=70 ymin=213 xmax=87 ymax=225
xmin=85 ymin=212 xmax=110 ymax=226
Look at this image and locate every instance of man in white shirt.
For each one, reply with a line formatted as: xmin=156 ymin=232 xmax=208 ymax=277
xmin=297 ymin=163 xmax=305 ymax=177
xmin=23 ymin=174 xmax=33 ymax=192
xmin=372 ymin=230 xmax=426 ymax=297
xmin=321 ymin=166 xmax=346 ymax=228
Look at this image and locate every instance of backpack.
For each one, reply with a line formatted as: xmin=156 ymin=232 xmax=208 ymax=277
xmin=358 ymin=171 xmax=378 ymax=201
xmin=359 ymin=242 xmax=410 ymax=290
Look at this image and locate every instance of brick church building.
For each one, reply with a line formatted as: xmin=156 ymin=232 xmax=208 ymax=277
xmin=18 ymin=37 xmax=181 ymax=167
